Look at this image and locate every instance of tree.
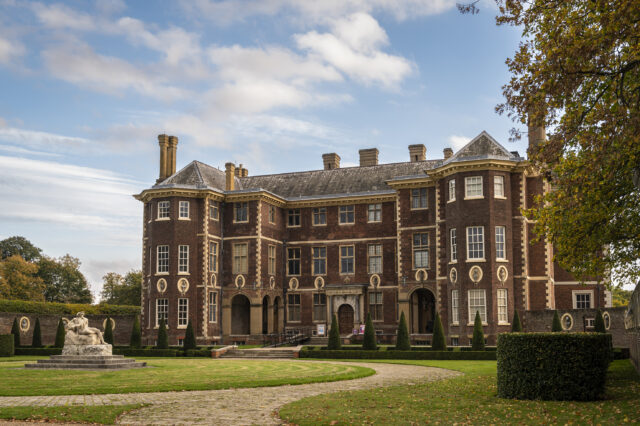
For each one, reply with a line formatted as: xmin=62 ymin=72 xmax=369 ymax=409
xmin=10 ymin=317 xmax=20 ymax=348
xmin=328 ymin=313 xmax=341 ymax=350
xmin=0 ymin=255 xmax=45 ymax=301
xmin=612 ymin=287 xmax=632 ymax=307
xmin=594 ymin=310 xmax=606 ymax=333
xmin=395 ymin=311 xmax=410 ymax=351
xmin=552 ymin=311 xmax=562 ymax=332
xmin=38 ymin=255 xmax=93 ymax=304
xmin=130 ymin=315 xmax=142 ymax=348
xmin=157 ymin=318 xmax=168 ymax=349
xmin=103 ymin=318 xmax=114 ymax=345
xmin=54 ymin=318 xmax=65 ymax=348
xmin=492 ymin=0 xmax=640 ymax=285
xmin=431 ymin=312 xmax=447 ymax=351
xmin=32 ymin=317 xmax=42 ymax=348
xmin=0 ymin=236 xmax=42 ymax=262
xmin=511 ymin=310 xmax=523 ymax=332
xmin=472 ymin=311 xmax=485 ymax=351
xmin=184 ymin=320 xmax=197 ymax=350
xmin=100 ymin=270 xmax=142 ymax=306
xmin=362 ymin=312 xmax=377 ymax=351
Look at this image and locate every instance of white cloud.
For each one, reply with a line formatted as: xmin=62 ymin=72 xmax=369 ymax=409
xmin=0 ymin=35 xmax=25 ymax=65
xmin=448 ymin=134 xmax=471 ymax=151
xmin=0 ymin=126 xmax=90 ymax=154
xmin=0 ymin=144 xmax=62 ymax=157
xmin=31 ymin=2 xmax=95 ymax=31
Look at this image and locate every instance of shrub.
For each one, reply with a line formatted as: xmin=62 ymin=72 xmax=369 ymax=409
xmin=594 ymin=310 xmax=606 ymax=333
xmin=511 ymin=310 xmax=523 ymax=332
xmin=0 ymin=299 xmax=139 ymax=315
xmin=184 ymin=320 xmax=197 ymax=350
xmin=54 ymin=318 xmax=65 ymax=348
xmin=0 ymin=334 xmax=14 ymax=357
xmin=299 ymin=349 xmax=496 ymax=360
xmin=130 ymin=315 xmax=142 ymax=348
xmin=104 ymin=317 xmax=114 ymax=345
xmin=156 ymin=318 xmax=168 ymax=349
xmin=431 ymin=312 xmax=446 ymax=351
xmin=31 ymin=318 xmax=42 ymax=348
xmin=552 ymin=311 xmax=562 ymax=332
xmin=328 ymin=313 xmax=341 ymax=350
xmin=362 ymin=312 xmax=377 ymax=351
xmin=114 ymin=348 xmax=177 ymax=357
xmin=471 ymin=311 xmax=485 ymax=351
xmin=15 ymin=347 xmax=61 ymax=356
xmin=497 ymin=333 xmax=613 ymax=401
xmin=10 ymin=317 xmax=20 ymax=348
xmin=185 ymin=349 xmax=212 ymax=357
xmin=395 ymin=311 xmax=410 ymax=351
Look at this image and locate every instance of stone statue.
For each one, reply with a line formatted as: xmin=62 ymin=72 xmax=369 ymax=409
xmin=64 ymin=312 xmax=107 ymax=345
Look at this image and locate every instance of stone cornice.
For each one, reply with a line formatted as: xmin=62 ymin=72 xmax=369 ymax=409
xmin=428 ymin=159 xmax=527 ymax=178
xmin=134 ymin=188 xmax=225 ymax=203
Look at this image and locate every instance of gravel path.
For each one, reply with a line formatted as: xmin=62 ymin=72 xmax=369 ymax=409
xmin=0 ymin=360 xmax=459 ymax=425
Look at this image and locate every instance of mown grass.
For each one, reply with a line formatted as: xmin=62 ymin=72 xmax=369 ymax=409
xmin=280 ymin=359 xmax=640 ymax=425
xmin=0 ymin=404 xmax=144 ymax=424
xmin=0 ymin=358 xmax=374 ymax=396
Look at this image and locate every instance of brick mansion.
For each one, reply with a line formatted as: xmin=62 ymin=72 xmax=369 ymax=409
xmin=134 ymin=129 xmax=612 ymax=346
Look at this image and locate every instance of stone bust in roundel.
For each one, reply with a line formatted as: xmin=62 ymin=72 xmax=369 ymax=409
xmin=64 ymin=312 xmax=107 ymax=345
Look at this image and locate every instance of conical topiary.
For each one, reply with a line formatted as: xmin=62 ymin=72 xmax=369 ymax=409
xmin=328 ymin=313 xmax=341 ymax=350
xmin=511 ymin=310 xmax=523 ymax=332
xmin=551 ymin=310 xmax=562 ymax=332
xmin=471 ymin=311 xmax=485 ymax=351
xmin=395 ymin=311 xmax=410 ymax=351
xmin=184 ymin=319 xmax=197 ymax=350
xmin=104 ymin=317 xmax=114 ymax=344
xmin=11 ymin=317 xmax=20 ymax=348
xmin=156 ymin=318 xmax=168 ymax=349
xmin=431 ymin=312 xmax=447 ymax=351
xmin=32 ymin=317 xmax=42 ymax=348
xmin=54 ymin=318 xmax=65 ymax=348
xmin=362 ymin=312 xmax=377 ymax=350
xmin=130 ymin=315 xmax=142 ymax=348
xmin=594 ymin=310 xmax=606 ymax=333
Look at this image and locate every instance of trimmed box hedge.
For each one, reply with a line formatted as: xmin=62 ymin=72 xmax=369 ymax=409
xmin=497 ymin=333 xmax=613 ymax=401
xmin=15 ymin=347 xmax=61 ymax=356
xmin=113 ymin=348 xmax=178 ymax=357
xmin=0 ymin=299 xmax=139 ymax=315
xmin=299 ymin=349 xmax=496 ymax=360
xmin=0 ymin=334 xmax=14 ymax=357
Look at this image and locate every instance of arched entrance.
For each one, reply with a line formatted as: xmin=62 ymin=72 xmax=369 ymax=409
xmin=338 ymin=304 xmax=354 ymax=335
xmin=262 ymin=296 xmax=269 ymax=334
xmin=410 ymin=289 xmax=435 ymax=334
xmin=231 ymin=294 xmax=250 ymax=335
xmin=273 ymin=296 xmax=281 ymax=333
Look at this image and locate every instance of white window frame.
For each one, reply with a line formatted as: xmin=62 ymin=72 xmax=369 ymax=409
xmin=156 ymin=298 xmax=168 ymax=327
xmin=450 ymin=228 xmax=457 ymax=262
xmin=312 ymin=246 xmax=326 ymax=276
xmin=413 ymin=233 xmax=429 ymax=269
xmin=468 ymin=289 xmax=487 ymax=324
xmin=156 ymin=245 xmax=169 ymax=274
xmin=494 ymin=175 xmax=505 ymax=198
xmin=157 ymin=201 xmax=170 ymax=220
xmin=451 ymin=290 xmax=459 ymax=324
xmin=411 ymin=188 xmax=428 ymax=210
xmin=232 ymin=243 xmax=248 ymax=274
xmin=369 ymin=291 xmax=383 ymax=321
xmin=287 ymin=209 xmax=301 ymax=227
xmin=464 ymin=176 xmax=483 ymax=199
xmin=339 ymin=205 xmax=355 ymax=224
xmin=497 ymin=288 xmax=508 ymax=324
xmin=234 ymin=202 xmax=248 ymax=223
xmin=209 ymin=242 xmax=218 ymax=273
xmin=179 ymin=201 xmax=190 ymax=219
xmin=368 ymin=204 xmax=382 ymax=222
xmin=208 ymin=291 xmax=217 ymax=323
xmin=313 ymin=293 xmax=327 ymax=322
xmin=368 ymin=244 xmax=383 ymax=274
xmin=495 ymin=226 xmax=506 ymax=260
xmin=573 ymin=290 xmax=593 ymax=309
xmin=287 ymin=247 xmax=301 ymax=276
xmin=313 ymin=207 xmax=327 ymax=226
xmin=448 ymin=179 xmax=456 ymax=202
xmin=466 ymin=226 xmax=485 ymax=260
xmin=268 ymin=245 xmax=276 ymax=275
xmin=178 ymin=245 xmax=189 ymax=274
xmin=268 ymin=205 xmax=276 ymax=224
xmin=288 ymin=293 xmax=301 ymax=322
xmin=340 ymin=245 xmax=354 ymax=274
xmin=209 ymin=201 xmax=219 ymax=220
xmin=178 ymin=298 xmax=188 ymax=328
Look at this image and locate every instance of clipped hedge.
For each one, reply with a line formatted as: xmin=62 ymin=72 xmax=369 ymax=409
xmin=15 ymin=347 xmax=61 ymax=356
xmin=184 ymin=349 xmax=213 ymax=357
xmin=0 ymin=299 xmax=139 ymax=315
xmin=113 ymin=348 xmax=178 ymax=357
xmin=0 ymin=334 xmax=14 ymax=357
xmin=299 ymin=349 xmax=496 ymax=360
xmin=497 ymin=333 xmax=612 ymax=401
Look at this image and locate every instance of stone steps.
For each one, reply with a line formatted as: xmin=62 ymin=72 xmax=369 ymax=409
xmin=25 ymin=355 xmax=146 ymax=370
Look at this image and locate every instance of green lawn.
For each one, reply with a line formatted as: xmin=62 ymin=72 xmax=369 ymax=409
xmin=0 ymin=404 xmax=144 ymax=424
xmin=279 ymin=359 xmax=640 ymax=425
xmin=0 ymin=357 xmax=374 ymax=396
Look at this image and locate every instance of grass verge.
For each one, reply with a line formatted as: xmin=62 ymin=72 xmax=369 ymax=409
xmin=279 ymin=359 xmax=640 ymax=425
xmin=0 ymin=404 xmax=144 ymax=424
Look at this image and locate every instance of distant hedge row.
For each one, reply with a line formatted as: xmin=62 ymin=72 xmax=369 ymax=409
xmin=300 ymin=349 xmax=496 ymax=360
xmin=0 ymin=335 xmax=13 ymax=357
xmin=0 ymin=299 xmax=139 ymax=315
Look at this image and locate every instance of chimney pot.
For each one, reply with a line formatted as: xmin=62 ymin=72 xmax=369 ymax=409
xmin=225 ymin=162 xmax=236 ymax=191
xmin=167 ymin=135 xmax=178 ymax=177
xmin=443 ymin=147 xmax=453 ymax=159
xmin=157 ymin=134 xmax=170 ymax=182
xmin=408 ymin=144 xmax=426 ymax=162
xmin=358 ymin=148 xmax=379 ymax=167
xmin=322 ymin=153 xmax=340 ymax=170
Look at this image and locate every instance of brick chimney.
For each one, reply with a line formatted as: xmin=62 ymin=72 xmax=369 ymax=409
xmin=359 ymin=148 xmax=379 ymax=167
xmin=443 ymin=147 xmax=453 ymax=159
xmin=225 ymin=162 xmax=235 ymax=191
xmin=168 ymin=135 xmax=178 ymax=177
xmin=408 ymin=144 xmax=426 ymax=162
xmin=322 ymin=153 xmax=340 ymax=170
xmin=157 ymin=134 xmax=169 ymax=182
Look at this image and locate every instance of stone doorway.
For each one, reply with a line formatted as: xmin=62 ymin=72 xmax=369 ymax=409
xmin=338 ymin=304 xmax=354 ymax=335
xmin=231 ymin=294 xmax=250 ymax=335
xmin=410 ymin=288 xmax=435 ymax=334
xmin=262 ymin=296 xmax=269 ymax=334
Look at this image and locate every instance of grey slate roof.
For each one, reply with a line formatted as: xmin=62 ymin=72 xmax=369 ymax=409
xmin=444 ymin=131 xmax=523 ymax=164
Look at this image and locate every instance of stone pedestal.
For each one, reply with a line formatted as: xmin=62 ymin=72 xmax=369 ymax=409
xmin=62 ymin=344 xmax=112 ymax=356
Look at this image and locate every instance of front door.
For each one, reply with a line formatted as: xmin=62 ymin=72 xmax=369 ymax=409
xmin=338 ymin=304 xmax=354 ymax=335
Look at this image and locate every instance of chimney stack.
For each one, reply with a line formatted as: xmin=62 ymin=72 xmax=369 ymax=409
xmin=168 ymin=135 xmax=178 ymax=177
xmin=443 ymin=147 xmax=453 ymax=159
xmin=359 ymin=148 xmax=379 ymax=167
xmin=157 ymin=134 xmax=169 ymax=182
xmin=408 ymin=144 xmax=426 ymax=162
xmin=225 ymin=162 xmax=235 ymax=191
xmin=234 ymin=164 xmax=249 ymax=178
xmin=322 ymin=153 xmax=340 ymax=170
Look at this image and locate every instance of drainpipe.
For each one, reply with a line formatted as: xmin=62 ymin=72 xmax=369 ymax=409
xmin=282 ymin=240 xmax=287 ymax=339
xmin=219 ymin=201 xmax=225 ymax=344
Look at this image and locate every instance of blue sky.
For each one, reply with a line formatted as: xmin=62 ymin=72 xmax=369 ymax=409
xmin=0 ymin=0 xmax=530 ymax=298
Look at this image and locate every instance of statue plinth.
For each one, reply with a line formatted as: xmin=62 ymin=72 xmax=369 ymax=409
xmin=62 ymin=344 xmax=112 ymax=356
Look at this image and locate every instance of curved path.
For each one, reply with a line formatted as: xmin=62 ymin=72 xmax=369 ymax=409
xmin=0 ymin=361 xmax=460 ymax=425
